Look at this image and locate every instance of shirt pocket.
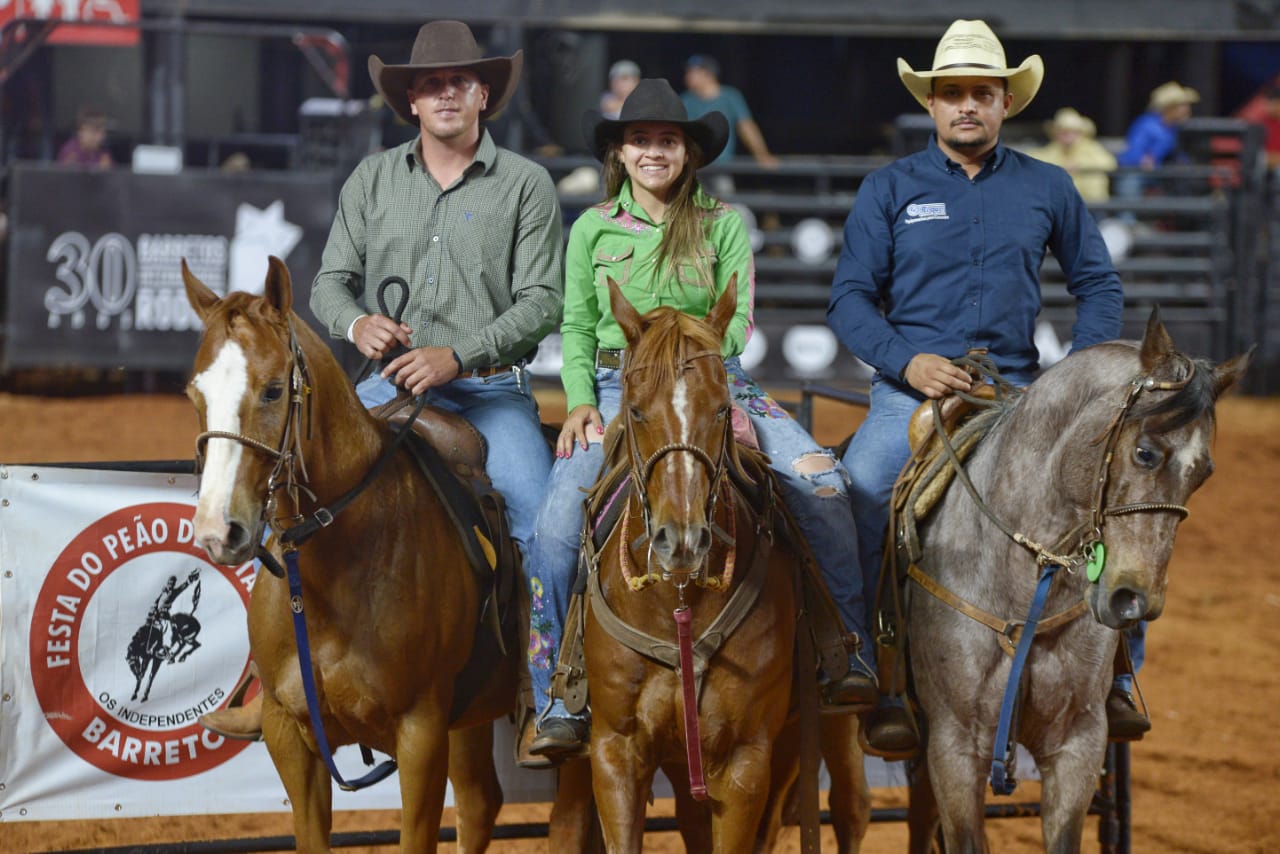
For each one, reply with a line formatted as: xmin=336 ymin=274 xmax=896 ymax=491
xmin=676 ymin=247 xmax=718 ymax=290
xmin=593 ymin=244 xmax=635 ymax=288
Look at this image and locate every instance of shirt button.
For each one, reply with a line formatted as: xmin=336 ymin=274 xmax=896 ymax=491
xmin=432 ymin=235 xmax=439 ymax=242
xmin=972 ymin=259 xmax=980 ymax=265
xmin=972 ymin=217 xmax=980 ymax=224
xmin=428 ymin=277 xmax=435 ymax=284
xmin=970 ymin=299 xmax=978 ymax=306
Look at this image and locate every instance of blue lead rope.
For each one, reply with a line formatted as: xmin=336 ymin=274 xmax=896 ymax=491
xmin=286 ymin=550 xmax=399 ymax=791
xmin=989 ymin=562 xmax=1060 ymax=796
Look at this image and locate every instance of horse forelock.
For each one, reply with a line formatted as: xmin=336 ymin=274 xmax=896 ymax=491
xmin=623 ymin=307 xmax=723 ymax=399
xmin=1128 ymin=356 xmax=1218 ymax=435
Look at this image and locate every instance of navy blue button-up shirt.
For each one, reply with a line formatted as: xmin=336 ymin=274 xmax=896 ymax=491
xmin=828 ymin=137 xmax=1123 ymax=380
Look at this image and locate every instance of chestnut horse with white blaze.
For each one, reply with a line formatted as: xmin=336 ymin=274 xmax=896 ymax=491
xmin=578 ymin=278 xmax=868 ymax=852
xmin=183 ymin=257 xmax=520 ymax=852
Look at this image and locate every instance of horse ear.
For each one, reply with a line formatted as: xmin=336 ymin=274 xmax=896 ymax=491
xmin=264 ymin=256 xmax=293 ymax=316
xmin=181 ymin=258 xmax=220 ymax=321
xmin=608 ymin=276 xmax=644 ymax=347
xmin=1212 ymin=346 xmax=1254 ymax=399
xmin=706 ymin=273 xmax=738 ymax=340
xmin=1139 ymin=305 xmax=1175 ymax=371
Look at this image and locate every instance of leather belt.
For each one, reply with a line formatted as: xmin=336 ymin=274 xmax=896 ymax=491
xmin=464 ymin=364 xmax=514 ymax=378
xmin=596 ymin=349 xmax=624 ymax=369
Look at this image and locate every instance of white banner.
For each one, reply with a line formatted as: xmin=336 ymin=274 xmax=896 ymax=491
xmin=0 ymin=463 xmax=560 ymax=822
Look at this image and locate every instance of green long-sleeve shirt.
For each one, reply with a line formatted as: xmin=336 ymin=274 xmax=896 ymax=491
xmin=561 ymin=180 xmax=756 ymax=412
xmin=310 ymin=131 xmax=564 ymax=371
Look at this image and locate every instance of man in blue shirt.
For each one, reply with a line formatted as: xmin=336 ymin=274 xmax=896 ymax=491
xmin=827 ymin=19 xmax=1128 ymax=753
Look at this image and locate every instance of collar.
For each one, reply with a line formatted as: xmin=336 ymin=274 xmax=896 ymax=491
xmin=402 ymin=127 xmax=497 ymax=176
xmin=926 ymin=134 xmax=1008 ymax=176
xmin=604 ymin=180 xmax=661 ymax=226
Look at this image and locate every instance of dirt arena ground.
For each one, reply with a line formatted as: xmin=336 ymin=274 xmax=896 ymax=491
xmin=1 ymin=381 xmax=1277 ymax=853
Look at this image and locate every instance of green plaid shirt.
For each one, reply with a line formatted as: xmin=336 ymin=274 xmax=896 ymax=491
xmin=310 ymin=130 xmax=564 ymax=370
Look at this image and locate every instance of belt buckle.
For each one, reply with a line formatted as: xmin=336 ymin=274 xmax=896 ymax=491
xmin=596 ymin=349 xmax=622 ymax=370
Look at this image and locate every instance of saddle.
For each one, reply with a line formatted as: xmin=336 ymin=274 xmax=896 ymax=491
xmin=548 ymin=419 xmax=851 ymax=720
xmin=368 ymin=393 xmax=523 ymax=723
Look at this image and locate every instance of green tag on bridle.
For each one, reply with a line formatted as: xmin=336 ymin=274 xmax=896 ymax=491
xmin=1085 ymin=541 xmax=1106 ymax=582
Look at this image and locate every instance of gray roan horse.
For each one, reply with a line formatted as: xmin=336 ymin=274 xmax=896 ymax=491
xmin=903 ymin=311 xmax=1249 ymax=853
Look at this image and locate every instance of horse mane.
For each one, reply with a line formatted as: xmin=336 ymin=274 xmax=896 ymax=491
xmin=624 ymin=306 xmax=722 ymax=393
xmin=197 ymin=290 xmax=289 ymax=343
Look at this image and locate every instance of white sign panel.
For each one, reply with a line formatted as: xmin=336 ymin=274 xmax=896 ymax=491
xmin=0 ymin=464 xmax=474 ymax=821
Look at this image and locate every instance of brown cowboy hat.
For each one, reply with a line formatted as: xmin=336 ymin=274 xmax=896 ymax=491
xmin=368 ymin=20 xmax=523 ymax=124
xmin=582 ymin=78 xmax=729 ymax=163
xmin=897 ymin=19 xmax=1044 ymax=118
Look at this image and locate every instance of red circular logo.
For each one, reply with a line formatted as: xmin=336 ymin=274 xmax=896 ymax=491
xmin=30 ymin=502 xmax=257 ymax=779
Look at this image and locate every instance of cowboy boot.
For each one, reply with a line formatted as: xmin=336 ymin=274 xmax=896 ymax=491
xmin=1106 ymin=687 xmax=1151 ymax=741
xmin=200 ymin=692 xmax=263 ymax=741
xmin=199 ymin=664 xmax=263 ymax=741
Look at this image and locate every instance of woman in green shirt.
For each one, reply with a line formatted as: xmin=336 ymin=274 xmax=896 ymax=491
xmin=525 ymin=80 xmax=877 ymax=758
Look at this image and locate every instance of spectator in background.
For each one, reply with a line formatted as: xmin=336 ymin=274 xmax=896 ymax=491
xmin=1244 ymin=85 xmax=1280 ymax=168
xmin=56 ymin=105 xmax=113 ymax=169
xmin=1027 ymin=107 xmax=1117 ymax=202
xmin=681 ymin=54 xmax=778 ymax=191
xmin=1115 ymin=81 xmax=1199 ymax=199
xmin=600 ymin=59 xmax=641 ymax=120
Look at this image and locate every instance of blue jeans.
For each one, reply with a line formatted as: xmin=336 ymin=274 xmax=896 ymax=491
xmin=841 ymin=371 xmax=1033 ymax=630
xmin=525 ymin=357 xmax=873 ymax=718
xmin=355 ymin=370 xmax=551 ymax=558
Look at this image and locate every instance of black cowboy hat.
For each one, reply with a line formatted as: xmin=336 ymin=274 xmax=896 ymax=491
xmin=369 ymin=20 xmax=523 ymax=124
xmin=582 ymin=78 xmax=729 ymax=163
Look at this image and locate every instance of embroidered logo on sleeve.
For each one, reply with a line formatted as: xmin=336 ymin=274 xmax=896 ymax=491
xmin=904 ymin=202 xmax=950 ymax=224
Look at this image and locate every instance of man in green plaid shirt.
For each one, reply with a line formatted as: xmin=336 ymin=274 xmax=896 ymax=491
xmin=310 ymin=20 xmax=564 ymax=560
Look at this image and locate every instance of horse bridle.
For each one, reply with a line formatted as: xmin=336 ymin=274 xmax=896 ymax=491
xmin=621 ymin=348 xmax=734 ymax=585
xmin=937 ymin=353 xmax=1196 ymax=577
xmin=193 ymin=319 xmax=316 ymax=536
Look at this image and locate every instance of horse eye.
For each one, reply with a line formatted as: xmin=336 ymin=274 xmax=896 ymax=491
xmin=715 ymin=406 xmax=730 ymax=421
xmin=1133 ymin=443 xmax=1161 ymax=469
xmin=262 ymin=384 xmax=285 ymax=404
xmin=629 ymin=406 xmax=646 ymax=423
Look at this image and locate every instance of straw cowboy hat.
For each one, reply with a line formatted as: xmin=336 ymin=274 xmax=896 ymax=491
xmin=582 ymin=78 xmax=729 ymax=163
xmin=1044 ymin=107 xmax=1097 ymax=138
xmin=1149 ymin=81 xmax=1200 ymax=112
xmin=368 ymin=20 xmax=523 ymax=124
xmin=897 ymin=19 xmax=1044 ymax=118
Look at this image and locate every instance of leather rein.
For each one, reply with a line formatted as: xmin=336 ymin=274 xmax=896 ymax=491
xmin=910 ymin=353 xmax=1196 ymax=648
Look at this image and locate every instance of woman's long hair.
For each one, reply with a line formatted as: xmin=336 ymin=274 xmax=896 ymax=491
xmin=601 ymin=131 xmax=716 ymax=290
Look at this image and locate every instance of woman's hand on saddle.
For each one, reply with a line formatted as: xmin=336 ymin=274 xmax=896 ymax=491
xmin=354 ymin=314 xmax=413 ymax=360
xmin=904 ymin=353 xmax=974 ymax=399
xmin=558 ymin=405 xmax=605 ymax=458
xmin=382 ymin=346 xmax=460 ymax=396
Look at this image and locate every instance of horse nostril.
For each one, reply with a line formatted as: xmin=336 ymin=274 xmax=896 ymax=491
xmin=693 ymin=525 xmax=713 ymax=558
xmin=225 ymin=522 xmax=250 ymax=554
xmin=1109 ymin=587 xmax=1149 ymax=622
xmin=651 ymin=524 xmax=674 ymax=560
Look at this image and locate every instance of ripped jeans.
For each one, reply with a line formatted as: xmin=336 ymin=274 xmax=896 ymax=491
xmin=524 ymin=355 xmax=872 ymax=718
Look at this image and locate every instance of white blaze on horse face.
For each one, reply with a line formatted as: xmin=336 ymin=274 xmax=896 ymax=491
xmin=1173 ymin=424 xmax=1212 ymax=481
xmin=672 ymin=374 xmax=696 ymax=482
xmin=192 ymin=341 xmax=250 ymax=547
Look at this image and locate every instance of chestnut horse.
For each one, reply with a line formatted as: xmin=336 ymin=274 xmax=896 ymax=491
xmin=903 ymin=312 xmax=1250 ymax=852
xmin=579 ymin=279 xmax=868 ymax=852
xmin=182 ymin=257 xmax=520 ymax=852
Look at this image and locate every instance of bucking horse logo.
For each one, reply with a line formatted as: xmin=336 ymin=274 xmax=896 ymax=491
xmin=127 ymin=568 xmax=203 ymax=702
